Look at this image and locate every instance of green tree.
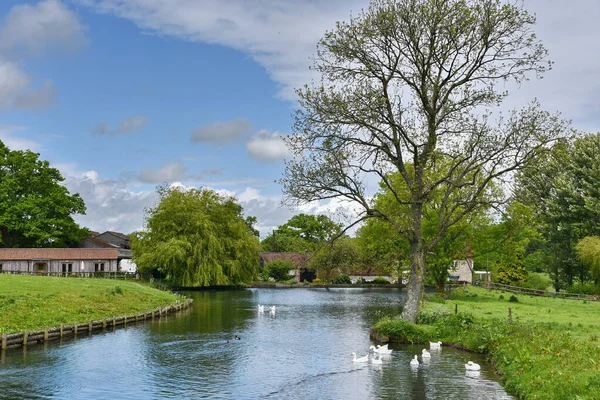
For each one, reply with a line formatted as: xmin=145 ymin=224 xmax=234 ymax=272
xmin=495 ymin=242 xmax=528 ymax=285
xmin=265 ymin=259 xmax=295 ymax=282
xmin=308 ymin=238 xmax=359 ymax=282
xmin=131 ymin=185 xmax=260 ymax=287
xmin=261 ymin=213 xmax=342 ymax=252
xmin=0 ymin=140 xmax=88 ymax=248
xmin=282 ymin=0 xmax=568 ymax=322
xmin=576 ymin=236 xmax=600 ymax=286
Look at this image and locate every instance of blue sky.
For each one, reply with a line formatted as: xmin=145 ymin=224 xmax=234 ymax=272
xmin=1 ymin=0 xmax=599 ymax=236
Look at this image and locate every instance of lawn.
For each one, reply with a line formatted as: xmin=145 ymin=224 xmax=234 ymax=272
xmin=427 ymin=286 xmax=600 ymax=340
xmin=0 ymin=275 xmax=179 ymax=334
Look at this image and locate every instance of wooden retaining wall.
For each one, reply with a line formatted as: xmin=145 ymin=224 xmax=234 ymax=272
xmin=1 ymin=297 xmax=194 ymax=350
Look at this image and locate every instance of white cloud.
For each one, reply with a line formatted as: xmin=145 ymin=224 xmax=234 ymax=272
xmin=138 ymin=161 xmax=186 ymax=183
xmin=0 ymin=125 xmax=42 ymax=151
xmin=0 ymin=60 xmax=56 ymax=110
xmin=0 ymin=0 xmax=87 ymax=54
xmin=75 ymin=0 xmax=364 ymax=100
xmin=191 ymin=119 xmax=251 ymax=144
xmin=246 ymin=130 xmax=292 ymax=162
xmin=92 ymin=116 xmax=148 ymax=135
xmin=118 ymin=116 xmax=147 ymax=133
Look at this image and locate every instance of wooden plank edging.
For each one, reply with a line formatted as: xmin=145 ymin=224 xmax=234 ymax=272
xmin=0 ymin=298 xmax=193 ymax=350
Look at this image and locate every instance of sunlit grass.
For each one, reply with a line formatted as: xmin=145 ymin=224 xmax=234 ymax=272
xmin=0 ymin=275 xmax=178 ymax=334
xmin=427 ymin=286 xmax=600 ymax=340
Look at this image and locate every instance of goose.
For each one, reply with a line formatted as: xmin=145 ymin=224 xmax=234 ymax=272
xmin=269 ymin=305 xmax=276 ymax=314
xmin=421 ymin=349 xmax=431 ymax=358
xmin=376 ymin=345 xmax=393 ymax=355
xmin=429 ymin=341 xmax=442 ymax=349
xmin=350 ymin=352 xmax=369 ymax=363
xmin=371 ymin=356 xmax=383 ymax=365
xmin=409 ymin=355 xmax=419 ymax=366
xmin=257 ymin=305 xmax=264 ymax=313
xmin=465 ymin=361 xmax=481 ymax=371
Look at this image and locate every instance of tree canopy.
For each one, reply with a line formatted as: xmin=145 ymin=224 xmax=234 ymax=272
xmin=261 ymin=213 xmax=342 ymax=252
xmin=282 ymin=0 xmax=569 ymax=321
xmin=131 ymin=186 xmax=260 ymax=287
xmin=0 ymin=140 xmax=88 ymax=248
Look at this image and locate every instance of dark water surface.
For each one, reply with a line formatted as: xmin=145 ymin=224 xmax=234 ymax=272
xmin=0 ymin=288 xmax=511 ymax=399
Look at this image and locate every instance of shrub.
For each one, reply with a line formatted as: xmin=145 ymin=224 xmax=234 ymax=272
xmin=332 ymin=274 xmax=352 ymax=284
xmin=371 ymin=277 xmax=390 ymax=284
xmin=522 ymin=273 xmax=551 ymax=291
xmin=311 ymin=278 xmax=322 ymax=284
xmin=113 ymin=286 xmax=123 ymax=295
xmin=374 ymin=317 xmax=434 ymax=344
xmin=265 ymin=260 xmax=294 ymax=282
xmin=509 ymin=295 xmax=519 ymax=303
xmin=498 ymin=294 xmax=505 ymax=300
xmin=417 ymin=307 xmax=451 ymax=324
xmin=568 ymin=282 xmax=600 ymax=295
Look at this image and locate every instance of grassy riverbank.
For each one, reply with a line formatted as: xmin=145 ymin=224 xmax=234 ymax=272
xmin=0 ymin=275 xmax=179 ymax=334
xmin=373 ymin=286 xmax=600 ymax=400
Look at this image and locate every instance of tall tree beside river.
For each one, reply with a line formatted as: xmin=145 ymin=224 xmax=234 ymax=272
xmin=131 ymin=185 xmax=260 ymax=287
xmin=0 ymin=140 xmax=88 ymax=248
xmin=281 ymin=0 xmax=570 ymax=322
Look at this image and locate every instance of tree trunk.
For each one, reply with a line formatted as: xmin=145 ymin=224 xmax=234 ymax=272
xmin=402 ymin=242 xmax=425 ymax=323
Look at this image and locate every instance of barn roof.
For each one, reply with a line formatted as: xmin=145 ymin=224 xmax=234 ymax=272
xmin=0 ymin=248 xmax=120 ymax=260
xmin=260 ymin=252 xmax=311 ymax=268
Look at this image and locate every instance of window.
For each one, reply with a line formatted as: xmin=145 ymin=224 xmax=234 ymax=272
xmin=62 ymin=263 xmax=67 ymax=273
xmin=101 ymin=263 xmax=105 ymax=271
xmin=0 ymin=263 xmax=3 ymax=272
xmin=62 ymin=263 xmax=73 ymax=273
xmin=95 ymin=263 xmax=99 ymax=272
xmin=95 ymin=263 xmax=105 ymax=272
xmin=68 ymin=263 xmax=72 ymax=273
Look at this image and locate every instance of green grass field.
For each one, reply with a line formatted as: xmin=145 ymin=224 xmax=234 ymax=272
xmin=428 ymin=286 xmax=600 ymax=340
xmin=0 ymin=275 xmax=179 ymax=334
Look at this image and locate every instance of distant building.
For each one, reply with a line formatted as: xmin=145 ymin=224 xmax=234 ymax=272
xmin=259 ymin=252 xmax=314 ymax=282
xmin=448 ymin=259 xmax=474 ymax=283
xmin=80 ymin=231 xmax=136 ymax=273
xmin=0 ymin=248 xmax=120 ymax=274
xmin=349 ymin=273 xmax=395 ymax=284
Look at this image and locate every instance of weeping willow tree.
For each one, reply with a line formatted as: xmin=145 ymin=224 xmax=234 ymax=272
xmin=576 ymin=236 xmax=600 ymax=286
xmin=131 ymin=185 xmax=260 ymax=286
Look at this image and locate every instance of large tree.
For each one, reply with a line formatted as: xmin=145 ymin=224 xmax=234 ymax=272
xmin=282 ymin=0 xmax=569 ymax=321
xmin=0 ymin=140 xmax=87 ymax=248
xmin=261 ymin=213 xmax=342 ymax=252
xmin=131 ymin=186 xmax=260 ymax=287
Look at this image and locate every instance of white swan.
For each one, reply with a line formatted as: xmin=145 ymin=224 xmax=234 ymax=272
xmin=257 ymin=305 xmax=264 ymax=313
xmin=465 ymin=361 xmax=481 ymax=371
xmin=269 ymin=305 xmax=276 ymax=314
xmin=429 ymin=341 xmax=442 ymax=349
xmin=351 ymin=352 xmax=369 ymax=363
xmin=371 ymin=356 xmax=383 ymax=365
xmin=421 ymin=349 xmax=431 ymax=358
xmin=377 ymin=344 xmax=389 ymax=352
xmin=376 ymin=345 xmax=393 ymax=355
xmin=409 ymin=355 xmax=419 ymax=366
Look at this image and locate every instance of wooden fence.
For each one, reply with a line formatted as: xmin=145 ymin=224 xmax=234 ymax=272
xmin=473 ymin=281 xmax=599 ymax=301
xmin=0 ymin=270 xmax=137 ymax=279
xmin=1 ymin=297 xmax=193 ymax=350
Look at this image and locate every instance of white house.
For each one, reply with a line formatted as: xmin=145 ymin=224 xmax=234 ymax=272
xmin=448 ymin=259 xmax=474 ymax=283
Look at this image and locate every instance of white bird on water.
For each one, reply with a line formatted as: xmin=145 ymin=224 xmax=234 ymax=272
xmin=465 ymin=361 xmax=481 ymax=371
xmin=410 ymin=355 xmax=419 ymax=366
xmin=429 ymin=341 xmax=442 ymax=349
xmin=351 ymin=352 xmax=369 ymax=363
xmin=421 ymin=349 xmax=431 ymax=358
xmin=269 ymin=305 xmax=276 ymax=314
xmin=371 ymin=356 xmax=383 ymax=365
xmin=257 ymin=305 xmax=264 ymax=313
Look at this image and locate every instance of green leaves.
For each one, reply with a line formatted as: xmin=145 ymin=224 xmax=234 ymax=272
xmin=0 ymin=140 xmax=87 ymax=248
xmin=131 ymin=186 xmax=260 ymax=287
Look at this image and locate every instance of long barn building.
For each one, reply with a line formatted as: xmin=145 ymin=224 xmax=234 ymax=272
xmin=0 ymin=248 xmax=121 ymax=274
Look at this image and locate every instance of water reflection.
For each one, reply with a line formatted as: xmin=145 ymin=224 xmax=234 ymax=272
xmin=0 ymin=288 xmax=511 ymax=399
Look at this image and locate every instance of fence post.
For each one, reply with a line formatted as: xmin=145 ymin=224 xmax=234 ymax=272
xmin=60 ymin=324 xmax=63 ymax=337
xmin=508 ymin=307 xmax=512 ymax=324
xmin=23 ymin=331 xmax=28 ymax=347
xmin=44 ymin=329 xmax=48 ymax=342
xmin=1 ymin=333 xmax=6 ymax=350
xmin=454 ymin=304 xmax=458 ymax=314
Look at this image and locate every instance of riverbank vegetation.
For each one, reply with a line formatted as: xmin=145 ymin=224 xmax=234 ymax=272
xmin=373 ymin=286 xmax=600 ymax=399
xmin=0 ymin=275 xmax=178 ymax=334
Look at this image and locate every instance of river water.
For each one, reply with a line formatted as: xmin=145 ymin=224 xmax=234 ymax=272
xmin=0 ymin=288 xmax=511 ymax=399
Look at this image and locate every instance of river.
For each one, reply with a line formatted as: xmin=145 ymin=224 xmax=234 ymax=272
xmin=0 ymin=288 xmax=511 ymax=399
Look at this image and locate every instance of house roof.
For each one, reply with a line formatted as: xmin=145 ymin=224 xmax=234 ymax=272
xmin=0 ymin=248 xmax=120 ymax=260
xmin=83 ymin=237 xmax=119 ymax=248
xmin=260 ymin=252 xmax=311 ymax=268
xmin=105 ymin=231 xmax=130 ymax=241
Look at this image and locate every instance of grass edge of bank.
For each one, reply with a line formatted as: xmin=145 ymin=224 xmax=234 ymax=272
xmin=373 ymin=306 xmax=600 ymax=399
xmin=0 ymin=275 xmax=183 ymax=334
